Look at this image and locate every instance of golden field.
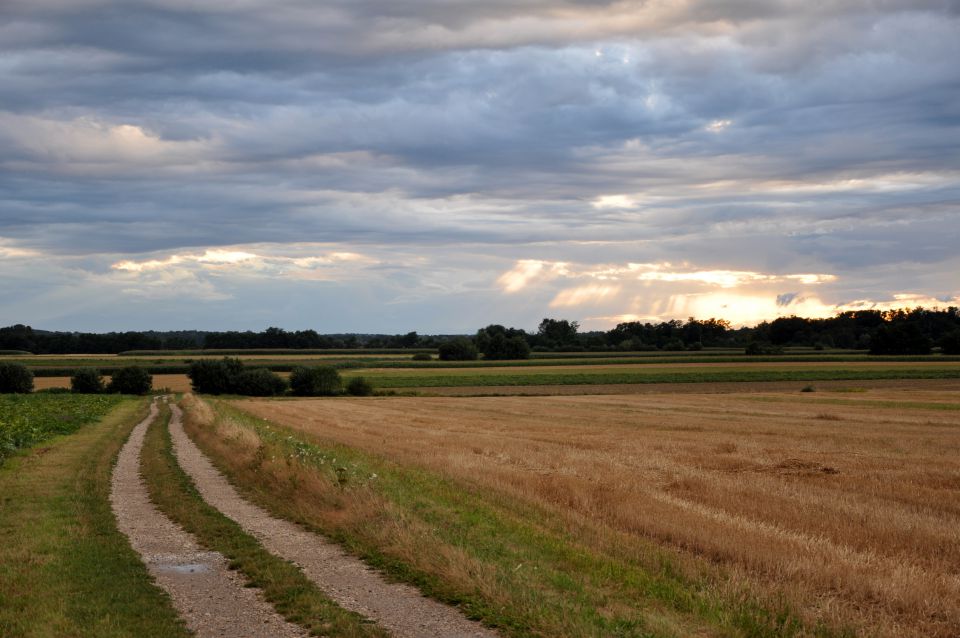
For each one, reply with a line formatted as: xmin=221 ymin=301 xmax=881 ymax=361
xmin=232 ymin=386 xmax=960 ymax=637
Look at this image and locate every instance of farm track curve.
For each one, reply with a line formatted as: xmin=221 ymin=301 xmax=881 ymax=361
xmin=110 ymin=398 xmax=308 ymax=638
xmin=167 ymin=402 xmax=497 ymax=638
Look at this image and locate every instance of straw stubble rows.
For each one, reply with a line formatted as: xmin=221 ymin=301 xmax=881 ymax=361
xmin=236 ymin=386 xmax=960 ymax=637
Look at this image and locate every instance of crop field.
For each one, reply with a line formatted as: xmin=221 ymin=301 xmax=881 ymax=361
xmin=0 ymin=394 xmax=122 ymax=464
xmin=26 ymin=358 xmax=960 ymax=396
xmin=183 ymin=385 xmax=960 ymax=638
xmin=8 ymin=350 xmax=960 ymax=379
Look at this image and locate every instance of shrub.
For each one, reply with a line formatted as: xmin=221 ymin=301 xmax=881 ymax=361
xmin=482 ymin=334 xmax=530 ymax=360
xmin=71 ymin=368 xmax=105 ymax=394
xmin=345 ymin=376 xmax=374 ymax=396
xmin=411 ymin=353 xmax=433 ymax=361
xmin=188 ymin=358 xmax=244 ymax=394
xmin=745 ymin=342 xmax=783 ymax=355
xmin=0 ymin=362 xmax=33 ymax=393
xmin=36 ymin=387 xmax=71 ymax=394
xmin=232 ymin=368 xmax=288 ymax=396
xmin=289 ymin=366 xmax=342 ymax=396
xmin=438 ymin=337 xmax=478 ymax=361
xmin=107 ymin=365 xmax=153 ymax=395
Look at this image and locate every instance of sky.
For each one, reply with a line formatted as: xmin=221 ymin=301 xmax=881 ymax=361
xmin=1 ymin=0 xmax=958 ymax=333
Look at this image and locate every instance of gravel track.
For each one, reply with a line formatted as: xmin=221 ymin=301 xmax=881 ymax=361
xmin=168 ymin=402 xmax=497 ymax=638
xmin=110 ymin=398 xmax=308 ymax=638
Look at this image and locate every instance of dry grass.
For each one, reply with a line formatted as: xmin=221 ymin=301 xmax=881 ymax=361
xmin=234 ymin=386 xmax=960 ymax=638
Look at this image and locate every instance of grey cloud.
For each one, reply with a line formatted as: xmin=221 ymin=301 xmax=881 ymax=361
xmin=0 ymin=1 xmax=957 ymax=329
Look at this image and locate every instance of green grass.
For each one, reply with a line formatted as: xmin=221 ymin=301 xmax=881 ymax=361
xmin=16 ymin=353 xmax=960 ymax=377
xmin=194 ymin=399 xmax=851 ymax=638
xmin=139 ymin=404 xmax=388 ymax=638
xmin=0 ymin=399 xmax=190 ymax=637
xmin=343 ymin=365 xmax=960 ymax=389
xmin=0 ymin=394 xmax=123 ymax=464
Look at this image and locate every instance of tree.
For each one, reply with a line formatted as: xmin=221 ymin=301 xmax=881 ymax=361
xmin=537 ymin=318 xmax=579 ymax=348
xmin=940 ymin=329 xmax=960 ymax=355
xmin=0 ymin=362 xmax=33 ymax=393
xmin=107 ymin=366 xmax=153 ymax=395
xmin=869 ymin=322 xmax=932 ymax=355
xmin=438 ymin=337 xmax=478 ymax=361
xmin=289 ymin=366 xmax=342 ymax=396
xmin=476 ymin=325 xmax=530 ymax=360
xmin=71 ymin=368 xmax=105 ymax=394
xmin=188 ymin=358 xmax=245 ymax=394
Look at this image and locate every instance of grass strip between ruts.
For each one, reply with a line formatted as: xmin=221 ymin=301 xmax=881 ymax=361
xmin=139 ymin=401 xmax=388 ymax=638
xmin=0 ymin=398 xmax=190 ymax=638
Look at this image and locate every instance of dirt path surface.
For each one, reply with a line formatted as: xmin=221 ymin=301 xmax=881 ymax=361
xmin=168 ymin=403 xmax=497 ymax=638
xmin=110 ymin=399 xmax=308 ymax=638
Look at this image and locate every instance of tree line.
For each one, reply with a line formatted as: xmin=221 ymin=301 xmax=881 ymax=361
xmin=2 ymin=306 xmax=958 ymax=357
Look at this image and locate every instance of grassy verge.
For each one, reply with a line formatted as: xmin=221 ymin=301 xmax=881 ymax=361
xmin=139 ymin=402 xmax=388 ymax=638
xmin=0 ymin=399 xmax=189 ymax=637
xmin=183 ymin=396 xmax=852 ymax=638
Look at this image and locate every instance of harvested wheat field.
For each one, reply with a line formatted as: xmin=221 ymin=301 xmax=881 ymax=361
xmin=235 ymin=386 xmax=960 ymax=637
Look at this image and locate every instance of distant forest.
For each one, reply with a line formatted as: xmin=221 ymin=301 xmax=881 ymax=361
xmin=2 ymin=307 xmax=959 ymax=356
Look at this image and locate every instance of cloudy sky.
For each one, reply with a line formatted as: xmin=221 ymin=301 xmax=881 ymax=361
xmin=1 ymin=1 xmax=958 ymax=333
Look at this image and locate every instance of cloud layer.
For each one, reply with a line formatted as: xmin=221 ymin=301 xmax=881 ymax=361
xmin=0 ymin=1 xmax=958 ymax=331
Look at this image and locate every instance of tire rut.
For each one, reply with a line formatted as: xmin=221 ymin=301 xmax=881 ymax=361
xmin=110 ymin=398 xmax=308 ymax=638
xmin=168 ymin=402 xmax=498 ymax=638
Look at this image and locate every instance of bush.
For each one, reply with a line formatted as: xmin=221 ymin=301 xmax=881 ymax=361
xmin=482 ymin=334 xmax=530 ymax=360
xmin=438 ymin=337 xmax=478 ymax=361
xmin=411 ymin=353 xmax=433 ymax=361
xmin=188 ymin=358 xmax=244 ymax=394
xmin=36 ymin=387 xmax=71 ymax=394
xmin=71 ymin=368 xmax=105 ymax=394
xmin=107 ymin=365 xmax=153 ymax=395
xmin=745 ymin=342 xmax=783 ymax=355
xmin=345 ymin=376 xmax=374 ymax=396
xmin=289 ymin=366 xmax=342 ymax=396
xmin=0 ymin=362 xmax=33 ymax=393
xmin=232 ymin=368 xmax=288 ymax=396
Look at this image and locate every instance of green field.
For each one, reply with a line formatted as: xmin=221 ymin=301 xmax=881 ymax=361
xmin=0 ymin=394 xmax=123 ymax=464
xmin=0 ymin=398 xmax=190 ymax=637
xmin=344 ymin=364 xmax=960 ymax=389
xmin=10 ymin=350 xmax=960 ymax=378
